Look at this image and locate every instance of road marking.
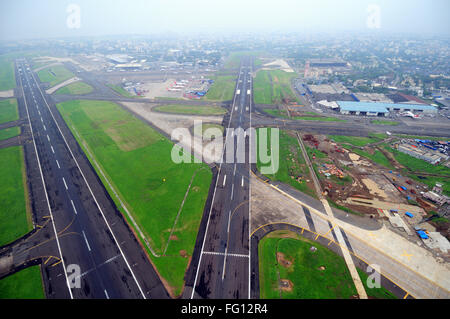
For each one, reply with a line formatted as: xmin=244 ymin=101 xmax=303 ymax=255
xmin=203 ymin=251 xmax=249 ymax=258
xmin=18 ymin=62 xmax=74 ymax=299
xmin=56 ymin=159 xmax=60 ymax=169
xmin=191 ymin=64 xmax=244 ymax=298
xmin=231 ymin=184 xmax=234 ymax=200
xmin=233 ymin=164 xmax=236 ymax=176
xmin=40 ymin=117 xmax=43 ymax=123
xmin=51 ymin=145 xmax=55 ymax=153
xmin=47 ymin=134 xmax=50 ymax=142
xmin=401 ymin=250 xmax=414 ymax=261
xmin=241 ymin=176 xmax=244 ymax=187
xmin=62 ymin=177 xmax=68 ymax=190
xmin=70 ymin=200 xmax=77 ymax=215
xmin=38 ymin=110 xmax=41 ymax=115
xmin=82 ymin=231 xmax=91 ymax=251
xmin=43 ymin=125 xmax=46 ymax=131
xmin=223 ymin=174 xmax=227 ymax=187
xmin=29 ymin=67 xmax=147 ymax=299
xmin=104 ymin=290 xmax=110 ymax=299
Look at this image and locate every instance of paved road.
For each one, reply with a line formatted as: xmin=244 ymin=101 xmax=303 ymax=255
xmin=187 ymin=57 xmax=254 ymax=299
xmin=13 ymin=60 xmax=169 ymax=299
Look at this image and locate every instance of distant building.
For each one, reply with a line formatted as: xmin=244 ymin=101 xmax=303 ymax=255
xmin=397 ymin=143 xmax=444 ymax=165
xmin=423 ymin=191 xmax=450 ymax=206
xmin=337 ymin=101 xmax=437 ymax=116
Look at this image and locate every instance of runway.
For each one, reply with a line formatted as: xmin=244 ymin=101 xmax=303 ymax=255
xmin=187 ymin=57 xmax=254 ymax=299
xmin=13 ymin=60 xmax=170 ymax=299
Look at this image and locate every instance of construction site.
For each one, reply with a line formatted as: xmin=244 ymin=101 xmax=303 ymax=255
xmin=300 ymin=133 xmax=450 ymax=257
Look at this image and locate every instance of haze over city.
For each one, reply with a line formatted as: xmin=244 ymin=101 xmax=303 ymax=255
xmin=1 ymin=0 xmax=450 ymax=40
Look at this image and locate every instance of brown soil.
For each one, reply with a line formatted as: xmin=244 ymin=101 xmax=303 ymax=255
xmin=277 ymin=252 xmax=293 ymax=268
xmin=279 ymin=279 xmax=293 ymax=292
xmin=179 ymin=250 xmax=188 ymax=258
xmin=169 ymin=235 xmax=179 ymax=240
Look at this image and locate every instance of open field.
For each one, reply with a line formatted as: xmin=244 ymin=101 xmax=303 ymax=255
xmin=0 ymin=98 xmax=19 ymax=124
xmin=263 ymin=109 xmax=345 ymax=122
xmin=259 ymin=230 xmax=396 ymax=299
xmin=0 ymin=146 xmax=32 ymax=246
xmin=0 ymin=266 xmax=45 ymax=299
xmin=328 ymin=135 xmax=383 ymax=147
xmin=56 ymin=100 xmax=212 ymax=296
xmin=256 ymin=129 xmax=316 ymax=198
xmin=204 ymin=75 xmax=236 ymax=101
xmin=154 ymin=104 xmax=227 ymax=116
xmin=0 ymin=56 xmax=16 ymax=91
xmin=386 ymin=146 xmax=450 ymax=195
xmin=0 ymin=126 xmax=20 ymax=141
xmin=36 ymin=65 xmax=74 ymax=87
xmin=224 ymin=51 xmax=265 ymax=70
xmin=254 ymin=70 xmax=298 ymax=104
xmin=107 ymin=84 xmax=137 ymax=98
xmin=54 ymin=81 xmax=93 ymax=95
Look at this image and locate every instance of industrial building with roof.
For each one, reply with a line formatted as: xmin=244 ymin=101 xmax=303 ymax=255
xmin=337 ymin=101 xmax=437 ymax=116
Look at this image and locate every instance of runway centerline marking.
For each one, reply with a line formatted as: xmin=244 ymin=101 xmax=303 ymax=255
xmin=82 ymin=230 xmax=91 ymax=252
xmin=70 ymin=200 xmax=77 ymax=215
xmin=50 ymin=145 xmax=55 ymax=154
xmin=223 ymin=174 xmax=227 ymax=187
xmin=56 ymin=159 xmax=60 ymax=169
xmin=62 ymin=177 xmax=68 ymax=190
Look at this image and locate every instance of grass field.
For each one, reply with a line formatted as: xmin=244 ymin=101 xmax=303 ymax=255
xmin=224 ymin=51 xmax=265 ymax=70
xmin=254 ymin=70 xmax=298 ymax=104
xmin=37 ymin=65 xmax=74 ymax=87
xmin=371 ymin=120 xmax=400 ymax=126
xmin=204 ymin=75 xmax=236 ymax=101
xmin=386 ymin=146 xmax=450 ymax=195
xmin=0 ymin=126 xmax=20 ymax=141
xmin=0 ymin=98 xmax=19 ymax=124
xmin=328 ymin=135 xmax=383 ymax=147
xmin=0 ymin=266 xmax=45 ymax=299
xmin=263 ymin=109 xmax=345 ymax=122
xmin=0 ymin=56 xmax=16 ymax=91
xmin=0 ymin=146 xmax=32 ymax=246
xmin=107 ymin=84 xmax=137 ymax=98
xmin=259 ymin=230 xmax=396 ymax=299
xmin=56 ymin=100 xmax=212 ymax=296
xmin=256 ymin=129 xmax=316 ymax=198
xmin=54 ymin=81 xmax=93 ymax=95
xmin=154 ymin=104 xmax=227 ymax=116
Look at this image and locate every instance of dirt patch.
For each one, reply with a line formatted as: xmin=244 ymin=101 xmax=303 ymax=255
xmin=279 ymin=279 xmax=294 ymax=292
xmin=169 ymin=235 xmax=179 ymax=241
xmin=318 ymin=266 xmax=326 ymax=271
xmin=179 ymin=250 xmax=188 ymax=258
xmin=277 ymin=252 xmax=293 ymax=268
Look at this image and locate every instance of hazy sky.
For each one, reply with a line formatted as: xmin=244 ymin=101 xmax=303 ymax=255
xmin=1 ymin=0 xmax=449 ymax=40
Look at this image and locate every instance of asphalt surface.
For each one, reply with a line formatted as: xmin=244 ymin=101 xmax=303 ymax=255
xmin=10 ymin=60 xmax=170 ymax=299
xmin=186 ymin=57 xmax=254 ymax=299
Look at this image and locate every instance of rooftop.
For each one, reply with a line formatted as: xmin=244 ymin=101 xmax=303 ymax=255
xmin=337 ymin=101 xmax=436 ymax=112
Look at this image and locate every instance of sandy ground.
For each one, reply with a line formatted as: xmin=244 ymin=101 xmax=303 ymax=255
xmin=250 ymin=175 xmax=450 ymax=298
xmin=0 ymin=90 xmax=14 ymax=98
xmin=120 ymin=102 xmax=224 ymax=163
xmin=140 ymin=79 xmax=184 ymax=99
xmin=261 ymin=59 xmax=294 ymax=73
xmin=45 ymin=77 xmax=80 ymax=94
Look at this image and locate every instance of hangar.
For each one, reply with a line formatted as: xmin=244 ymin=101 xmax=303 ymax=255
xmin=337 ymin=101 xmax=437 ymax=116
